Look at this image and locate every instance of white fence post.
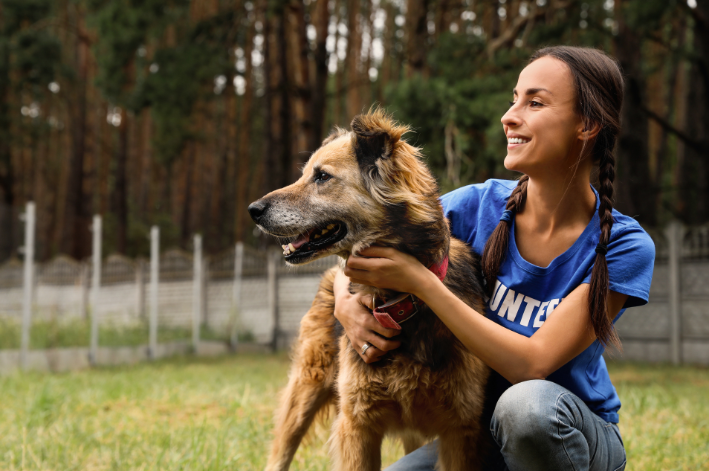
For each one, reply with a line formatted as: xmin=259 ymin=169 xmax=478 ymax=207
xmin=149 ymin=226 xmax=159 ymax=359
xmin=268 ymin=249 xmax=279 ymax=352
xmin=665 ymin=220 xmax=682 ymax=365
xmin=20 ymin=201 xmax=35 ymax=370
xmin=231 ymin=242 xmax=244 ymax=349
xmin=79 ymin=263 xmax=89 ymax=321
xmin=89 ymin=215 xmax=102 ymax=365
xmin=192 ymin=234 xmax=202 ymax=353
xmin=136 ymin=259 xmax=145 ymax=320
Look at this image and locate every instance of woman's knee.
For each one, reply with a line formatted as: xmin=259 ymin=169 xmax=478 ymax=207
xmin=490 ymin=380 xmax=566 ymax=444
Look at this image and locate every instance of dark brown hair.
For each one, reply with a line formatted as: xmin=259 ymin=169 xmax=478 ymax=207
xmin=481 ymin=46 xmax=624 ymax=348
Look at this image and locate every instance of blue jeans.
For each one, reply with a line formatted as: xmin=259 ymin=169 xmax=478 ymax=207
xmin=384 ymin=380 xmax=626 ymax=471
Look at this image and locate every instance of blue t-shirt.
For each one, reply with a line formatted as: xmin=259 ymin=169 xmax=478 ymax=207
xmin=441 ymin=179 xmax=655 ymax=423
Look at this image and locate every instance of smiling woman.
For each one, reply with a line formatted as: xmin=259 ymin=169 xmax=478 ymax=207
xmin=336 ymin=46 xmax=655 ymax=471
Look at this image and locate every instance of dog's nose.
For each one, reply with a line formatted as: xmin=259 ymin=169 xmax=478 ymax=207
xmin=248 ymin=200 xmax=269 ymax=223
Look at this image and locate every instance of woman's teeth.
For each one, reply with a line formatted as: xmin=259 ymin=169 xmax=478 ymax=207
xmin=508 ymin=137 xmax=530 ymax=145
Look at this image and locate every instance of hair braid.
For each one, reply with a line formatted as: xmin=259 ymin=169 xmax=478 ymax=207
xmin=481 ymin=175 xmax=529 ymax=296
xmin=589 ymin=139 xmax=621 ymax=348
xmin=520 ymin=46 xmax=624 ymax=348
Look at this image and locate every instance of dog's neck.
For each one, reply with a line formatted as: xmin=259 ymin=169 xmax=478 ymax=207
xmin=345 ymin=213 xmax=451 ymax=301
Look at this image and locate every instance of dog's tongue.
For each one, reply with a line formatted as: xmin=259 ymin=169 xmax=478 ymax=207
xmin=291 ymin=230 xmax=313 ymax=249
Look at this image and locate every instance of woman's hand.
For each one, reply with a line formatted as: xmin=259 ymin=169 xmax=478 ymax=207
xmin=343 ymin=246 xmax=438 ymax=297
xmin=333 ymin=269 xmax=401 ymax=363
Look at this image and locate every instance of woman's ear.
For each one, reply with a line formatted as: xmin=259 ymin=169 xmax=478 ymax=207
xmin=579 ymin=121 xmax=601 ymax=141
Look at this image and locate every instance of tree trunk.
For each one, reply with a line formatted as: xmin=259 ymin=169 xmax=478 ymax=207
xmin=613 ymin=0 xmax=655 ymax=226
xmin=311 ymin=0 xmax=330 ymax=147
xmin=677 ymin=2 xmax=709 ymax=224
xmin=380 ymin=0 xmax=397 ymax=99
xmin=0 ymin=29 xmax=15 ymax=261
xmin=58 ymin=8 xmax=91 ymax=259
xmin=333 ymin=0 xmax=344 ymax=125
xmin=406 ymin=0 xmax=429 ymax=76
xmin=345 ymin=0 xmax=361 ymax=117
xmin=235 ymin=15 xmax=255 ymax=241
xmin=288 ymin=0 xmax=313 ymax=178
xmin=263 ymin=2 xmax=291 ymax=196
xmin=114 ymin=108 xmax=129 ymax=254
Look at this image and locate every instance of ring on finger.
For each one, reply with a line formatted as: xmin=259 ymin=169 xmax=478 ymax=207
xmin=361 ymin=342 xmax=371 ymax=355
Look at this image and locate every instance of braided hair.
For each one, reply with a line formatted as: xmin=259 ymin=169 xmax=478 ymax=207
xmin=481 ymin=46 xmax=624 ymax=348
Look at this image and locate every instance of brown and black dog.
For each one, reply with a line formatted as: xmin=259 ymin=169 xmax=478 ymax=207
xmin=248 ymin=109 xmax=499 ymax=470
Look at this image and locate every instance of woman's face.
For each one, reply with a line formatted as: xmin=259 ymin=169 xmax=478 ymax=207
xmin=501 ymin=56 xmax=587 ymax=178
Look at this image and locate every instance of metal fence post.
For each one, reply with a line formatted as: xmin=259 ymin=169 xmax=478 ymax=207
xmin=79 ymin=263 xmax=89 ymax=321
xmin=20 ymin=201 xmax=35 ymax=370
xmin=89 ymin=215 xmax=102 ymax=365
xmin=136 ymin=259 xmax=145 ymax=320
xmin=192 ymin=234 xmax=202 ymax=353
xmin=665 ymin=220 xmax=682 ymax=365
xmin=149 ymin=226 xmax=159 ymax=359
xmin=202 ymin=256 xmax=208 ymax=331
xmin=268 ymin=249 xmax=279 ymax=352
xmin=231 ymin=242 xmax=244 ymax=349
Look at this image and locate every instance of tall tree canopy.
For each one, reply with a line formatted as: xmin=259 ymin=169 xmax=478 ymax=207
xmin=0 ymin=0 xmax=705 ymax=261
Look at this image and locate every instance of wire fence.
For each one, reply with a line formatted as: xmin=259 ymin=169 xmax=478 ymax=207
xmin=1 ymin=202 xmax=709 ymax=372
xmin=0 ymin=244 xmax=339 ymax=373
xmin=0 ymin=203 xmax=342 ymax=373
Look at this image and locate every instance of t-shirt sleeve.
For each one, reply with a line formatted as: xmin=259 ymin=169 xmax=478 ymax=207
xmin=441 ymin=179 xmax=517 ymax=254
xmin=583 ymin=225 xmax=656 ymax=309
xmin=440 ymin=184 xmax=483 ymax=246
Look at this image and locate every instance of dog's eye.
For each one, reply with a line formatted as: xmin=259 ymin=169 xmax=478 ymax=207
xmin=315 ymin=171 xmax=332 ymax=183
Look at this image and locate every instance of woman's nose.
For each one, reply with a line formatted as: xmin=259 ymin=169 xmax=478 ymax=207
xmin=501 ymin=104 xmax=520 ymax=127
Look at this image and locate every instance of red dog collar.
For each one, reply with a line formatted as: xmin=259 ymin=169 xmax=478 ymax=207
xmin=371 ymin=255 xmax=449 ymax=330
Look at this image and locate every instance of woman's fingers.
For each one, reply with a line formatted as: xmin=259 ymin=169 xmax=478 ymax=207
xmin=357 ymin=246 xmax=396 ymax=259
xmin=365 ymin=329 xmax=401 ymax=352
xmin=358 ymin=343 xmax=383 ymax=364
xmin=356 ymin=294 xmax=402 ymax=339
xmin=345 ymin=254 xmax=385 ymax=271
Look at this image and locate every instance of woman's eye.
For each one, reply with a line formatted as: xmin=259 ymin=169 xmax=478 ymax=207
xmin=315 ymin=171 xmax=331 ymax=183
xmin=508 ymin=101 xmax=516 ymax=108
xmin=529 ymin=100 xmax=543 ymax=107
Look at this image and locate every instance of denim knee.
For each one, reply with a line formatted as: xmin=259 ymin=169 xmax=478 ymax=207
xmin=490 ymin=379 xmax=560 ymax=446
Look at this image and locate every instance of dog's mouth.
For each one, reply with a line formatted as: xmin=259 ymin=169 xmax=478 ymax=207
xmin=280 ymin=222 xmax=348 ymax=263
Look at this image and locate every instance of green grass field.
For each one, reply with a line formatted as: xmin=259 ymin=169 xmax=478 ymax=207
xmin=0 ymin=355 xmax=706 ymax=470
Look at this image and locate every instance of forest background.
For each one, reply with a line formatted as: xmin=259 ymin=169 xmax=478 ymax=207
xmin=0 ymin=0 xmax=706 ymax=261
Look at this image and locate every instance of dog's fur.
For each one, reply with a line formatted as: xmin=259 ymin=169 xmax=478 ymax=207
xmin=250 ymin=109 xmax=498 ymax=470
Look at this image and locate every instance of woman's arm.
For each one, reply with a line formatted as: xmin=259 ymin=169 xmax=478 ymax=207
xmin=344 ymin=247 xmax=628 ymax=384
xmin=333 ymin=269 xmax=402 ymax=364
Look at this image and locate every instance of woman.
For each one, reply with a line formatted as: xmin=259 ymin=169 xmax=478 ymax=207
xmin=332 ymin=46 xmax=655 ymax=471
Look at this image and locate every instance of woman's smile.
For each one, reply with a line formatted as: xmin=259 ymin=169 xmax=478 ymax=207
xmin=507 ymin=133 xmax=531 ymax=148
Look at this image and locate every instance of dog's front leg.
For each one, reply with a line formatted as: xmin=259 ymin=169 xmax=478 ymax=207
xmin=265 ymin=268 xmax=339 ymax=471
xmin=330 ymin=411 xmax=384 ymax=471
xmin=436 ymin=429 xmax=484 ymax=471
xmin=265 ymin=365 xmax=335 ymax=471
xmin=330 ymin=339 xmax=391 ymax=471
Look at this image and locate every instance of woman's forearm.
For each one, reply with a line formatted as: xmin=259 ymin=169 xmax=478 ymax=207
xmin=415 ymin=272 xmax=554 ymax=384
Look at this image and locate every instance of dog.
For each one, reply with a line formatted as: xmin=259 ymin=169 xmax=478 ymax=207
xmin=248 ymin=108 xmax=499 ymax=470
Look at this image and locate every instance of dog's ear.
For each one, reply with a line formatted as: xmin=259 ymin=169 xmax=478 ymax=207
xmin=351 ymin=114 xmax=394 ymax=171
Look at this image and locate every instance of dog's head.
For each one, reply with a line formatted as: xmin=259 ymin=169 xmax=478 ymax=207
xmin=248 ymin=108 xmax=448 ymax=266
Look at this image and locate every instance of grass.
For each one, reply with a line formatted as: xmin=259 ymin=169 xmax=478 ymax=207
xmin=608 ymin=362 xmax=709 ymax=471
xmin=0 ymin=356 xmax=706 ymax=470
xmin=0 ymin=318 xmax=241 ymax=350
